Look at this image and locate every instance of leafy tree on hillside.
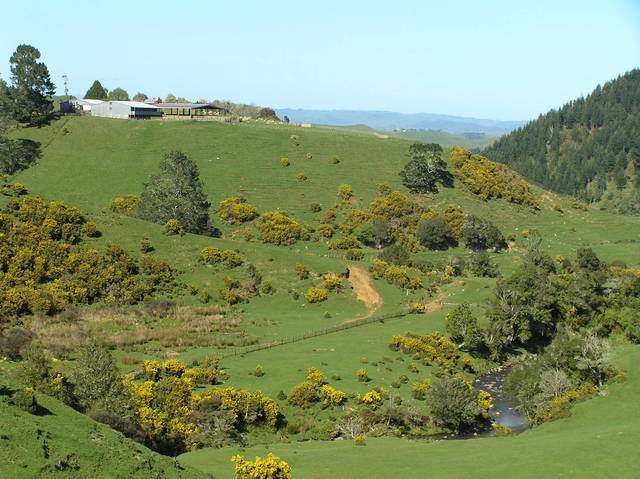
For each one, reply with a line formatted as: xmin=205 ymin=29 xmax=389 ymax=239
xmin=85 ymin=80 xmax=108 ymax=99
xmin=427 ymin=377 xmax=482 ymax=432
xmin=258 ymin=107 xmax=280 ymax=121
xmin=445 ymin=303 xmax=482 ymax=349
xmin=461 ymin=215 xmax=506 ymax=251
xmin=132 ymin=92 xmax=148 ymax=102
xmin=135 ymin=150 xmax=213 ymax=235
xmin=2 ymin=45 xmax=55 ymax=126
xmin=416 ymin=216 xmax=457 ymax=250
xmin=0 ymin=80 xmax=41 ymax=174
xmin=107 ymin=87 xmax=130 ymax=101
xmin=72 ymin=343 xmax=125 ymax=411
xmin=0 ymin=135 xmax=41 ymax=174
xmin=400 ymin=143 xmax=453 ymax=193
xmin=164 ymin=93 xmax=178 ymax=103
xmin=378 ymin=244 xmax=410 ymax=265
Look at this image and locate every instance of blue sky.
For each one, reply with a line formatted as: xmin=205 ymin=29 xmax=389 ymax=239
xmin=1 ymin=0 xmax=638 ymax=120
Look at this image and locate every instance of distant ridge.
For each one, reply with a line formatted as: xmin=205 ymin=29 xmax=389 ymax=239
xmin=275 ymin=108 xmax=525 ymax=135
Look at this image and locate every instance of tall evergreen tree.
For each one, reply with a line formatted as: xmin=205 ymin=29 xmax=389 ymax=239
xmin=85 ymin=80 xmax=108 ymax=99
xmin=4 ymin=45 xmax=55 ymax=126
xmin=135 ymin=150 xmax=213 ymax=234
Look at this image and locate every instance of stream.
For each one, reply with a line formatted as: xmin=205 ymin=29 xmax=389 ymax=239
xmin=473 ymin=366 xmax=530 ymax=436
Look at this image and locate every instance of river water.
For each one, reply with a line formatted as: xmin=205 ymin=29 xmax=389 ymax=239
xmin=473 ymin=366 xmax=530 ymax=436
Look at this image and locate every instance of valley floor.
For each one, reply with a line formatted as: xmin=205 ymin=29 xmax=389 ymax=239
xmin=180 ymin=344 xmax=640 ymax=478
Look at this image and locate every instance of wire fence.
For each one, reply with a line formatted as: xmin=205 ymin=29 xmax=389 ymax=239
xmin=221 ymin=310 xmax=409 ymax=357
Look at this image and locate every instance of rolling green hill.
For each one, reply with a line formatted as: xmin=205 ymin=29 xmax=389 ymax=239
xmin=0 ymin=385 xmax=211 ymax=479
xmin=3 ymin=116 xmax=640 ymax=478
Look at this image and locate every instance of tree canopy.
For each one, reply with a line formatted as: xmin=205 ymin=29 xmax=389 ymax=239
xmin=85 ymin=80 xmax=108 ymax=99
xmin=135 ymin=150 xmax=213 ymax=235
xmin=132 ymin=92 xmax=148 ymax=102
xmin=2 ymin=45 xmax=55 ymax=126
xmin=399 ymin=143 xmax=452 ymax=193
xmin=107 ymin=87 xmax=129 ymax=101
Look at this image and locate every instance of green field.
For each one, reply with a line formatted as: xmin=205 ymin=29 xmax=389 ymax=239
xmin=180 ymin=345 xmax=640 ymax=479
xmin=4 ymin=116 xmax=640 ymax=478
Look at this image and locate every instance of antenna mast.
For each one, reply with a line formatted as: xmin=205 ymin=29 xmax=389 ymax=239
xmin=62 ymin=75 xmax=69 ymax=100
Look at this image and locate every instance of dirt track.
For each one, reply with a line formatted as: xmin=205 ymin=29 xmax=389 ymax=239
xmin=347 ymin=265 xmax=383 ymax=314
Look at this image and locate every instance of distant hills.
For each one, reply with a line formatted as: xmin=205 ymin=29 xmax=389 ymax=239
xmin=484 ymin=69 xmax=640 ymax=214
xmin=275 ymin=109 xmax=525 ymax=135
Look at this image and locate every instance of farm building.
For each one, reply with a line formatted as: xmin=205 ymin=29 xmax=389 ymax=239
xmin=73 ymin=99 xmax=104 ymax=112
xmin=152 ymin=103 xmax=228 ymax=118
xmin=91 ymin=101 xmax=161 ymax=119
xmin=60 ymin=98 xmax=104 ymax=113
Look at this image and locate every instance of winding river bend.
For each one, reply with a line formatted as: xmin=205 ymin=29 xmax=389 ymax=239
xmin=474 ymin=367 xmax=530 ymax=436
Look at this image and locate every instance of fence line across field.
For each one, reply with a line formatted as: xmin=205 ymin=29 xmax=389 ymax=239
xmin=222 ymin=310 xmax=409 ymax=357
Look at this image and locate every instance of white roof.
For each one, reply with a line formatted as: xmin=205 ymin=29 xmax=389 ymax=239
xmin=76 ymin=99 xmax=104 ymax=105
xmin=111 ymin=101 xmax=158 ymax=109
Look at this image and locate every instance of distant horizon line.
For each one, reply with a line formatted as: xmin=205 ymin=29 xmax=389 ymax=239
xmin=274 ymin=107 xmax=528 ymax=123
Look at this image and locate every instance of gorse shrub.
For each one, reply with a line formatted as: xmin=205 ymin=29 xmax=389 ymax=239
xmin=231 ymin=453 xmax=292 ymax=479
xmin=0 ymin=196 xmax=175 ymax=318
xmin=201 ymin=247 xmax=244 ymax=268
xmin=305 ymin=287 xmax=328 ymax=303
xmin=345 ymin=248 xmax=364 ymax=260
xmin=338 ymin=184 xmax=353 ymax=201
xmin=287 ymin=381 xmax=320 ymax=407
xmin=328 ymin=236 xmax=362 ymax=250
xmin=451 ymin=146 xmax=539 ymax=209
xmin=218 ymin=196 xmax=258 ymax=224
xmin=109 ymin=194 xmax=140 ymax=213
xmin=163 ymin=218 xmax=183 ymax=235
xmin=255 ymin=211 xmax=310 ymax=246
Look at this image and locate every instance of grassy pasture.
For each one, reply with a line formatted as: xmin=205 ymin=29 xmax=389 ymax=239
xmin=180 ymin=344 xmax=640 ymax=479
xmin=0 ymin=386 xmax=210 ymax=479
xmin=7 ymin=115 xmax=639 ymax=359
xmin=2 ymin=116 xmax=640 ymax=478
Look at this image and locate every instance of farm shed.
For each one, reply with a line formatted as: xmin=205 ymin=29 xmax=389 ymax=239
xmin=70 ymin=98 xmax=104 ymax=112
xmin=91 ymin=101 xmax=161 ymax=119
xmin=152 ymin=103 xmax=228 ymax=118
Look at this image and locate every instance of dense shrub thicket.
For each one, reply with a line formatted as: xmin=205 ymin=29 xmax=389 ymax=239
xmin=451 ymin=146 xmax=539 ymax=209
xmin=0 ymin=197 xmax=175 ymax=320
